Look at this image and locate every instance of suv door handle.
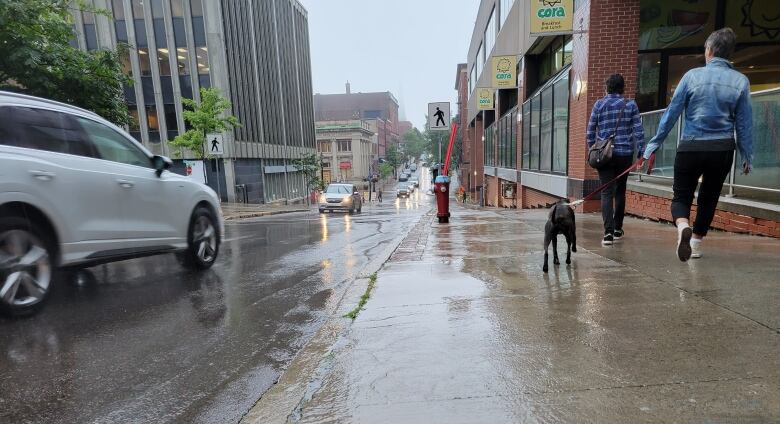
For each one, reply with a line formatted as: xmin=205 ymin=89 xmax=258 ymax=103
xmin=116 ymin=179 xmax=135 ymax=188
xmin=29 ymin=170 xmax=55 ymax=181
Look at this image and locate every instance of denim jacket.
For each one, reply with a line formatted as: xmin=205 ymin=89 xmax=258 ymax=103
xmin=643 ymin=58 xmax=753 ymax=164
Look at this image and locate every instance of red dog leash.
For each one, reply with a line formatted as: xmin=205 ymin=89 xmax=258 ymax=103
xmin=569 ymin=153 xmax=656 ymax=207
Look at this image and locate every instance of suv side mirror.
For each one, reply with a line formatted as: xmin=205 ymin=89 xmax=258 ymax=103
xmin=152 ymin=155 xmax=173 ymax=177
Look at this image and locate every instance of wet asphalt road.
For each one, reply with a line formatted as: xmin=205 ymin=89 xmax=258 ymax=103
xmin=0 ymin=188 xmax=431 ymax=423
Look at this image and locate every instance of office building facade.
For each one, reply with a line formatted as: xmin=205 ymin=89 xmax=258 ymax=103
xmin=72 ymin=0 xmax=316 ymax=204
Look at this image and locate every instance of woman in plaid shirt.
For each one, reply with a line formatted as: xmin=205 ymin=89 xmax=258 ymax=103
xmin=586 ymin=74 xmax=645 ymax=246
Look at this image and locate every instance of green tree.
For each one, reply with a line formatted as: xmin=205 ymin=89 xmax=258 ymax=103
xmin=384 ymin=144 xmax=401 ymax=177
xmin=0 ymin=0 xmax=132 ymax=126
xmin=402 ymin=128 xmax=428 ymax=161
xmin=292 ymin=153 xmax=324 ymax=203
xmin=379 ymin=162 xmax=394 ymax=179
xmin=170 ymin=87 xmax=241 ymax=159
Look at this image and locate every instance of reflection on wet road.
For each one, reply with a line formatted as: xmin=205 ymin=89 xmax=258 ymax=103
xmin=0 ymin=194 xmax=431 ymax=423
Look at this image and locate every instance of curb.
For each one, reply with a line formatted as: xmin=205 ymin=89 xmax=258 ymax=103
xmin=240 ymin=207 xmax=432 ymax=423
xmin=223 ymin=208 xmax=311 ymax=221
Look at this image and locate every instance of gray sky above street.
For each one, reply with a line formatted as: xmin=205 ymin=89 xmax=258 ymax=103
xmin=298 ymin=0 xmax=477 ymax=130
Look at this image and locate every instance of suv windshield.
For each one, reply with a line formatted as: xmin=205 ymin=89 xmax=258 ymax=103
xmin=326 ymin=185 xmax=351 ymax=194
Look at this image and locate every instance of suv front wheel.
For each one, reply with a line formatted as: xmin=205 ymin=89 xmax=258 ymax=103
xmin=0 ymin=218 xmax=54 ymax=316
xmin=181 ymin=207 xmax=220 ymax=270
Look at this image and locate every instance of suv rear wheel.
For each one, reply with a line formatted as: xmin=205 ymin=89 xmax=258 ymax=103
xmin=0 ymin=218 xmax=54 ymax=316
xmin=181 ymin=207 xmax=219 ymax=270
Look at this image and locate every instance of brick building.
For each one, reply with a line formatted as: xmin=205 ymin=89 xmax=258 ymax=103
xmin=462 ymin=0 xmax=780 ymax=236
xmin=313 ymin=84 xmax=400 ymax=158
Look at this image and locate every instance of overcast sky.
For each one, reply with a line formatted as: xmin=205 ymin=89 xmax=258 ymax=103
xmin=298 ymin=0 xmax=477 ymax=130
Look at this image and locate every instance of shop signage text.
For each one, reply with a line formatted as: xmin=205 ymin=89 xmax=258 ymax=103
xmin=530 ymin=0 xmax=573 ymax=35
xmin=477 ymin=88 xmax=495 ymax=110
xmin=491 ymin=55 xmax=517 ymax=88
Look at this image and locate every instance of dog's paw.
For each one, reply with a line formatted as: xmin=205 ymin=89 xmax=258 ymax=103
xmin=542 ymin=265 xmax=549 ymax=273
xmin=566 ymin=258 xmax=571 ymax=265
xmin=553 ymin=258 xmax=560 ymax=265
xmin=572 ymin=246 xmax=577 ymax=252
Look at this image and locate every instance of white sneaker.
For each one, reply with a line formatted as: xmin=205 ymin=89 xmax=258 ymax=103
xmin=691 ymin=241 xmax=702 ymax=259
xmin=677 ymin=227 xmax=692 ymax=262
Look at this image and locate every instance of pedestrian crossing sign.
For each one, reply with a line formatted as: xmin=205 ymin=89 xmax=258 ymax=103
xmin=206 ymin=133 xmax=224 ymax=156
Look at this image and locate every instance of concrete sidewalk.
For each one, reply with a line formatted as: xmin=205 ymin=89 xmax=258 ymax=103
xmin=271 ymin=205 xmax=780 ymax=423
xmin=220 ymin=202 xmax=311 ymax=220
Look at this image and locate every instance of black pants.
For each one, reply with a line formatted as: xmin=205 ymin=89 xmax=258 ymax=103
xmin=597 ymin=155 xmax=633 ymax=234
xmin=672 ymin=150 xmax=733 ymax=236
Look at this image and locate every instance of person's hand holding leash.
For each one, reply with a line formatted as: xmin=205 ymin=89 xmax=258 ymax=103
xmin=742 ymin=161 xmax=752 ymax=175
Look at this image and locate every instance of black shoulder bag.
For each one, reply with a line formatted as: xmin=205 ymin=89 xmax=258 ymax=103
xmin=588 ymin=101 xmax=626 ymax=169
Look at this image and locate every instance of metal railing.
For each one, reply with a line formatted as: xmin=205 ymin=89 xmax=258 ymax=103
xmin=635 ymin=87 xmax=780 ymax=202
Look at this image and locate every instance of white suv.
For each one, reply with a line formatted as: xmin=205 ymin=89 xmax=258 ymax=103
xmin=0 ymin=91 xmax=224 ymax=315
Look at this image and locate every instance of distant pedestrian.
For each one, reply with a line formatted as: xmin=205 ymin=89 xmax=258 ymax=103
xmin=458 ymin=186 xmax=466 ymax=203
xmin=376 ymin=187 xmax=383 ymax=203
xmin=586 ymin=73 xmax=645 ymax=246
xmin=643 ymin=28 xmax=752 ymax=261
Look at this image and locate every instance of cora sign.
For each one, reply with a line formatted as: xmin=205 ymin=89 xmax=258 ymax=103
xmin=530 ymin=0 xmax=573 ymax=35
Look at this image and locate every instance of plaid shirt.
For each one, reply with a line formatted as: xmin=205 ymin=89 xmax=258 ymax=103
xmin=586 ymin=94 xmax=645 ymax=158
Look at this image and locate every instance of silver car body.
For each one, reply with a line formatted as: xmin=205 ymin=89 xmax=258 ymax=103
xmin=0 ymin=91 xmax=223 ymax=268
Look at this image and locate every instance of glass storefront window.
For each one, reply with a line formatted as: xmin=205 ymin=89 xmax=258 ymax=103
xmin=522 ymin=68 xmax=569 ymax=174
xmin=734 ymin=45 xmax=780 ymax=93
xmin=636 ymin=52 xmax=661 ymax=111
xmin=539 ymin=87 xmax=553 ymax=171
xmin=530 ymin=95 xmax=540 ymax=169
xmin=726 ymin=0 xmax=780 ymax=44
xmin=734 ymin=89 xmax=780 ymax=192
xmin=666 ymin=53 xmax=704 ymax=103
xmin=638 ymin=0 xmax=716 ymax=50
xmin=522 ymin=102 xmax=530 ymax=168
xmin=552 ymin=77 xmax=569 ymax=173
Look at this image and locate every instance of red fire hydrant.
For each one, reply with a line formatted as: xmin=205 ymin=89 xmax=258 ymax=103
xmin=434 ymin=175 xmax=450 ymax=223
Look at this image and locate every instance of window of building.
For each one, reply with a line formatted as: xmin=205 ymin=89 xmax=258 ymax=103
xmin=522 ymin=102 xmax=530 ymax=168
xmin=522 ymin=68 xmax=569 ymax=174
xmin=318 ymin=141 xmax=332 ymax=152
xmin=539 ymin=87 xmax=553 ymax=172
xmin=476 ymin=43 xmax=484 ymax=78
xmin=138 ymin=48 xmax=152 ymax=76
xmin=338 ymin=139 xmax=351 ymax=152
xmin=537 ymin=35 xmax=572 ymax=85
xmin=82 ymin=6 xmax=98 ymax=50
xmin=500 ymin=0 xmax=514 ymax=29
xmin=552 ymin=76 xmax=569 ymax=173
xmin=191 ymin=0 xmax=206 ymax=47
xmin=363 ymin=110 xmax=382 ymax=119
xmin=484 ymin=7 xmax=496 ymax=57
xmin=494 ymin=108 xmax=517 ymax=169
xmin=469 ymin=65 xmax=475 ymax=93
xmin=164 ymin=104 xmax=178 ymax=141
xmin=176 ymin=48 xmax=190 ymax=75
xmin=131 ymin=0 xmax=147 ymax=47
xmin=196 ymin=47 xmax=209 ymax=74
xmin=636 ymin=52 xmax=661 ymax=111
xmin=484 ymin=125 xmax=494 ymax=167
xmin=639 ymin=0 xmax=716 ymax=51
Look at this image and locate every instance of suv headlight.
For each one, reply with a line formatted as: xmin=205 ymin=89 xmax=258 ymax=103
xmin=342 ymin=195 xmax=352 ymax=203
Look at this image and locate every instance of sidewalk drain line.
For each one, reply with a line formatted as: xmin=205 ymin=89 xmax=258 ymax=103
xmin=344 ymin=273 xmax=377 ymax=320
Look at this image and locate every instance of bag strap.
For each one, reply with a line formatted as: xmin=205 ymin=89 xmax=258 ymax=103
xmin=611 ymin=100 xmax=627 ymax=139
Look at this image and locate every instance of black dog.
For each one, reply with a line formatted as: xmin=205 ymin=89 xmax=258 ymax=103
xmin=543 ymin=201 xmax=577 ymax=273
